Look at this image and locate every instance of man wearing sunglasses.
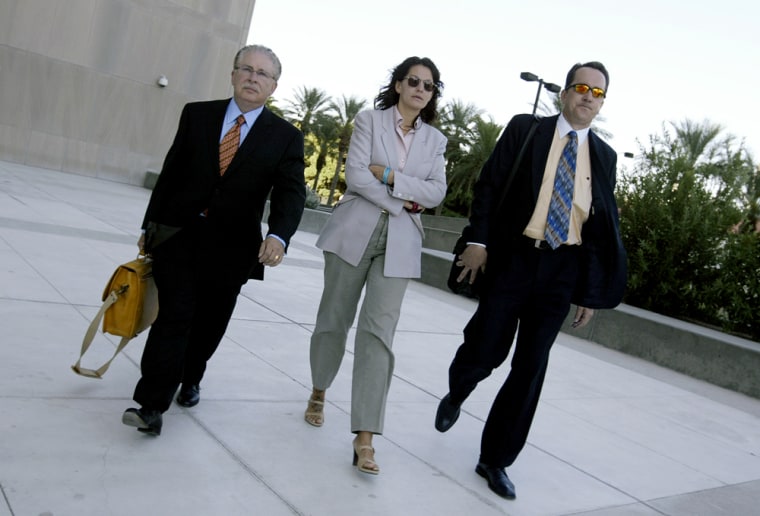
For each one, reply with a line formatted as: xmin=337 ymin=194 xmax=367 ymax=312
xmin=436 ymin=61 xmax=626 ymax=499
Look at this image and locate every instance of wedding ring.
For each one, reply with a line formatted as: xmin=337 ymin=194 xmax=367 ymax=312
xmin=274 ymin=255 xmax=280 ymax=260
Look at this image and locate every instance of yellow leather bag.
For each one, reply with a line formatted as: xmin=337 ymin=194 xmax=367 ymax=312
xmin=72 ymin=255 xmax=159 ymax=378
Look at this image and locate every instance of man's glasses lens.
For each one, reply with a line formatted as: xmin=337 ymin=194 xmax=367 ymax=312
xmin=405 ymin=76 xmax=435 ymax=92
xmin=571 ymin=83 xmax=605 ymax=98
xmin=237 ymin=66 xmax=274 ymax=81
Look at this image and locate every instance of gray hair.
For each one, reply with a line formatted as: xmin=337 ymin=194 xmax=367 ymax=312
xmin=234 ymin=44 xmax=282 ymax=81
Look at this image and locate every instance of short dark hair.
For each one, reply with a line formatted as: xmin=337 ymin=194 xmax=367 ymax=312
xmin=564 ymin=61 xmax=609 ymax=93
xmin=374 ymin=56 xmax=443 ymax=124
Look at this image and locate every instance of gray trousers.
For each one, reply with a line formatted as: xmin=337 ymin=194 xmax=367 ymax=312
xmin=310 ymin=214 xmax=409 ymax=434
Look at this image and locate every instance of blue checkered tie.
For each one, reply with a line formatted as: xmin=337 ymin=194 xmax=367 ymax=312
xmin=544 ymin=131 xmax=577 ymax=249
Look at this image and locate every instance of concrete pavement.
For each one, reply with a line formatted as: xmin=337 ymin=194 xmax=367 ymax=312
xmin=1 ymin=160 xmax=760 ymax=515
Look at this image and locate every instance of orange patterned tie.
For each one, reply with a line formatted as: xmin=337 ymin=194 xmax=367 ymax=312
xmin=218 ymin=115 xmax=245 ymax=176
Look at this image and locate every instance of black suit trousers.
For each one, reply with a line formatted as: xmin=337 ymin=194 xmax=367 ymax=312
xmin=133 ymin=218 xmax=243 ymax=412
xmin=448 ymin=242 xmax=581 ymax=468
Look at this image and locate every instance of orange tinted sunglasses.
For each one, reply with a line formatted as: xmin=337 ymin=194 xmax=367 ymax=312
xmin=570 ymin=83 xmax=606 ymax=98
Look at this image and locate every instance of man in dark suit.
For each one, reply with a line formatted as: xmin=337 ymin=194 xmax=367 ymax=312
xmin=122 ymin=44 xmax=305 ymax=436
xmin=436 ymin=61 xmax=626 ymax=499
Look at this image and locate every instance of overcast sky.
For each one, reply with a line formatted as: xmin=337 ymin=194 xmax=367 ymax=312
xmin=248 ymin=0 xmax=759 ymax=160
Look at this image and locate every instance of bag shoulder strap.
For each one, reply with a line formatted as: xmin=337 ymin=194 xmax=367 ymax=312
xmin=494 ymin=115 xmax=541 ymax=213
xmin=71 ymin=290 xmax=131 ymax=379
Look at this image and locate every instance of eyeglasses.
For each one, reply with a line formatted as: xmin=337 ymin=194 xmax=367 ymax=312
xmin=403 ymin=76 xmax=436 ymax=92
xmin=569 ymin=83 xmax=605 ymax=98
xmin=235 ymin=66 xmax=276 ymax=81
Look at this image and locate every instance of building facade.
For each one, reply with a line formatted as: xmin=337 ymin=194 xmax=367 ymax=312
xmin=0 ymin=0 xmax=256 ymax=184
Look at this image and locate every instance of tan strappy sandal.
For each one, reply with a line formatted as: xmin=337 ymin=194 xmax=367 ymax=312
xmin=352 ymin=437 xmax=380 ymax=475
xmin=304 ymin=396 xmax=324 ymax=427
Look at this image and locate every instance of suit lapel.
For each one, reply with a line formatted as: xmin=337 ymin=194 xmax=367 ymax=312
xmin=587 ymin=132 xmax=606 ymax=184
xmin=530 ymin=115 xmax=558 ymax=200
xmin=403 ymin=125 xmax=431 ymax=178
xmin=379 ymin=108 xmax=399 ymax=171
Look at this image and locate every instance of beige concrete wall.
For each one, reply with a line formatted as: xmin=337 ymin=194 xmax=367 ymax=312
xmin=0 ymin=0 xmax=256 ymax=184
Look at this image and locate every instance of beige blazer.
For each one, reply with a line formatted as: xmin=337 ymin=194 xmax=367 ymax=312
xmin=316 ymin=108 xmax=447 ymax=278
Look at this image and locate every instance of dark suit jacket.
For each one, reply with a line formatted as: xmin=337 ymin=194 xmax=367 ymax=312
xmin=142 ymin=99 xmax=306 ymax=283
xmin=469 ymin=114 xmax=626 ymax=309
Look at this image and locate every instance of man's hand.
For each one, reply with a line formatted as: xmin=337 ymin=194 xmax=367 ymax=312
xmin=456 ymin=244 xmax=487 ymax=284
xmin=571 ymin=306 xmax=595 ymax=328
xmin=258 ymin=236 xmax=285 ymax=267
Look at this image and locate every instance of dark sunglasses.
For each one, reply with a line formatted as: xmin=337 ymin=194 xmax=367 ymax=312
xmin=403 ymin=75 xmax=436 ymax=92
xmin=569 ymin=83 xmax=606 ymax=98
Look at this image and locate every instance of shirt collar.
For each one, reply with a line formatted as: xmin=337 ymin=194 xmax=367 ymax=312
xmin=394 ymin=105 xmax=422 ymax=131
xmin=227 ymin=99 xmax=265 ymax=127
xmin=557 ymin=113 xmax=590 ymax=145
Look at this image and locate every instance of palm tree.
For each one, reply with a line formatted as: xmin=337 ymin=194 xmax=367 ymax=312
xmin=281 ymin=87 xmax=331 ymax=167
xmin=326 ymin=95 xmax=367 ymax=205
xmin=265 ymin=97 xmax=284 ymax=118
xmin=670 ymin=119 xmax=723 ymax=166
xmin=538 ymin=93 xmax=561 ymax=118
xmin=445 ymin=116 xmax=504 ymax=216
xmin=437 ymin=100 xmax=484 ymax=215
xmin=283 ymin=86 xmax=332 ymax=138
xmin=310 ymin=113 xmax=340 ymax=192
xmin=439 ymin=100 xmax=483 ymax=150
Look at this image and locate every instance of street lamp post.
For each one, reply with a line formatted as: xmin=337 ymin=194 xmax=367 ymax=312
xmin=520 ymin=72 xmax=561 ymax=116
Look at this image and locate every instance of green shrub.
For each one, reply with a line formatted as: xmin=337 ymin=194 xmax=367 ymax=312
xmin=619 ymin=127 xmax=759 ymax=341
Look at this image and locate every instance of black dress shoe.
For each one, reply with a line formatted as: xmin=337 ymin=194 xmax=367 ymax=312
xmin=435 ymin=393 xmax=461 ymax=432
xmin=176 ymin=384 xmax=200 ymax=407
xmin=476 ymin=462 xmax=516 ymax=499
xmin=122 ymin=407 xmax=162 ymax=436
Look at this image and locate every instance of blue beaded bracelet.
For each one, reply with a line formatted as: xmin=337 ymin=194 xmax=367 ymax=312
xmin=382 ymin=167 xmax=391 ymax=184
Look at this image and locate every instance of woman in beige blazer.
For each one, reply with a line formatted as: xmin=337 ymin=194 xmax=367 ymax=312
xmin=305 ymin=56 xmax=447 ymax=474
